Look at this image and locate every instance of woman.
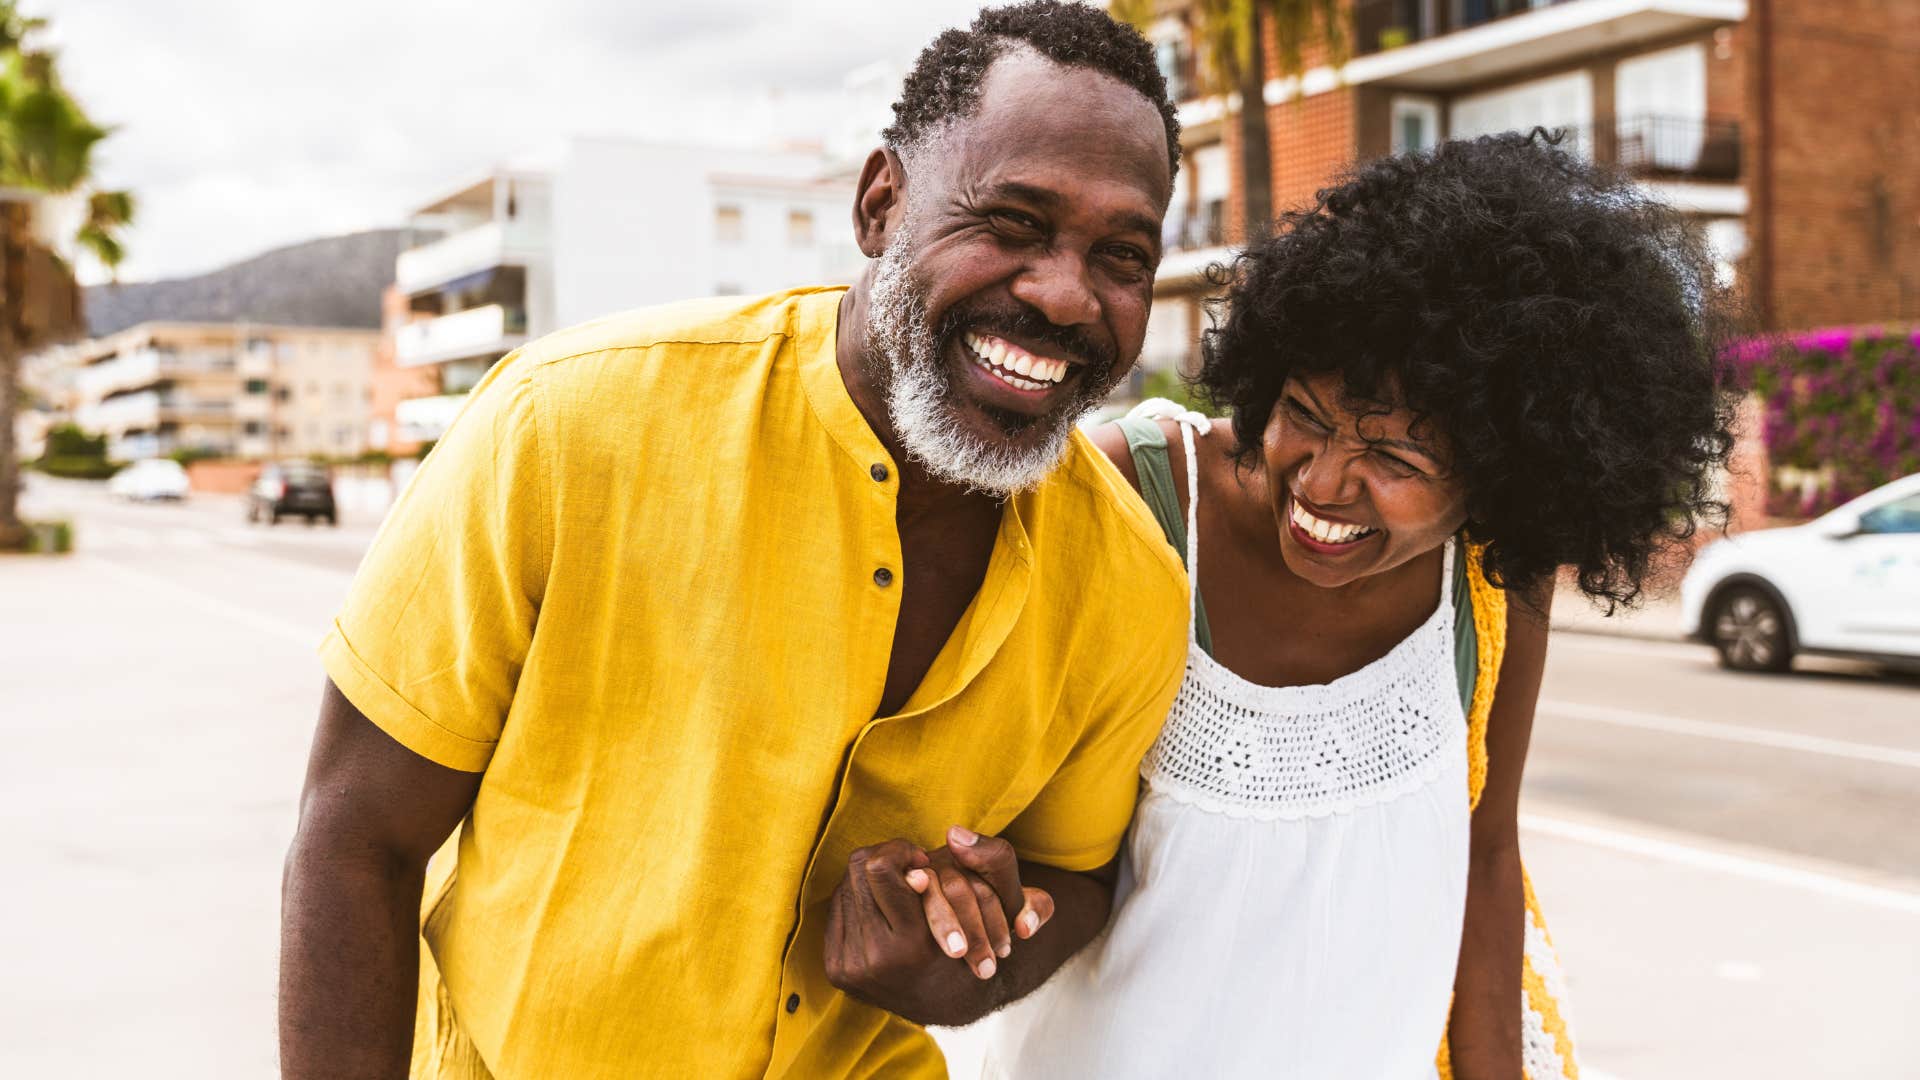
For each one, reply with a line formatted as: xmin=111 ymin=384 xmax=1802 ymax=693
xmin=979 ymin=132 xmax=1736 ymax=1077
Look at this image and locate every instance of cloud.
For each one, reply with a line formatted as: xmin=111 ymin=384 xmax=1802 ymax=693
xmin=39 ymin=0 xmax=989 ymax=282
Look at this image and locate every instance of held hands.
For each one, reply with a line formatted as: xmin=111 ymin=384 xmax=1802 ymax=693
xmin=823 ymin=826 xmax=1055 ymax=1026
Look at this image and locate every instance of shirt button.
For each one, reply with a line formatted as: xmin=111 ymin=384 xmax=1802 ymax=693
xmin=785 ymin=993 xmax=801 ymax=1014
xmin=873 ymin=567 xmax=894 ymax=588
xmin=870 ymin=462 xmax=889 ymax=482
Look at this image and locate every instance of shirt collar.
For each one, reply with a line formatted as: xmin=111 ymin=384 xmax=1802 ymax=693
xmin=794 ymin=286 xmax=897 ymax=478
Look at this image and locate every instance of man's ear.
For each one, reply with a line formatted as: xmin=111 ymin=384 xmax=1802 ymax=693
xmin=851 ymin=147 xmax=906 ymax=259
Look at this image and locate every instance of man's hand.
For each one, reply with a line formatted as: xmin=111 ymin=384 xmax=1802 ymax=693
xmin=823 ymin=831 xmax=1051 ymax=1027
xmin=905 ymin=826 xmax=1055 ymax=980
xmin=825 ymin=829 xmax=1111 ymax=1029
xmin=823 ymin=839 xmax=968 ymax=1025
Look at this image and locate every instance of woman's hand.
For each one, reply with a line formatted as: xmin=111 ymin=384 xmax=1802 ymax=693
xmin=904 ymin=825 xmax=1055 ymax=979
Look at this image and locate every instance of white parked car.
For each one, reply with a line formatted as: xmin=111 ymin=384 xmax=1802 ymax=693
xmin=1681 ymin=473 xmax=1920 ymax=671
xmin=106 ymin=458 xmax=191 ymax=502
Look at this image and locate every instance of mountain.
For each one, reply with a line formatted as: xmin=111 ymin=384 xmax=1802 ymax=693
xmin=81 ymin=228 xmax=424 ymax=337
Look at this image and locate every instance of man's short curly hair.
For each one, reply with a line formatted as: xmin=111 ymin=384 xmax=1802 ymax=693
xmin=1200 ymin=130 xmax=1738 ymax=608
xmin=883 ymin=1 xmax=1181 ymax=179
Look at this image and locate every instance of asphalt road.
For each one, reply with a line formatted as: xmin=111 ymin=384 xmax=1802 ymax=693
xmin=5 ymin=476 xmax=1917 ymax=1078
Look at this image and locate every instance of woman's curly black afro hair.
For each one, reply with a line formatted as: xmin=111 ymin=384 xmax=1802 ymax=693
xmin=1200 ymin=130 xmax=1738 ymax=609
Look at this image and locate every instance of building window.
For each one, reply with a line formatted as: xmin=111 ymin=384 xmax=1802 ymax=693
xmin=1391 ymin=96 xmax=1441 ymax=155
xmin=1451 ymin=70 xmax=1594 ymax=157
xmin=243 ymin=421 xmax=264 ymax=436
xmin=245 ymin=378 xmax=269 ymax=395
xmin=715 ymin=204 xmax=744 ymax=244
xmin=788 ymin=209 xmax=815 ymax=248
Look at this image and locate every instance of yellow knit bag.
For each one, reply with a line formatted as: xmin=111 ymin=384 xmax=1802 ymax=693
xmin=1436 ymin=546 xmax=1580 ymax=1080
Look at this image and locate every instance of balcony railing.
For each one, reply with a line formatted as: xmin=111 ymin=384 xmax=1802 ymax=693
xmin=1164 ymin=203 xmax=1227 ymax=254
xmin=1356 ymin=0 xmax=1578 ymax=56
xmin=396 ymin=220 xmax=548 ymax=296
xmin=1562 ymin=114 xmax=1741 ymax=183
xmin=395 ymin=303 xmax=529 ymax=369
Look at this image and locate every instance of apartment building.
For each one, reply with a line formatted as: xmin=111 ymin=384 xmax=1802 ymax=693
xmin=54 ymin=322 xmax=378 ymax=461
xmin=379 ymin=138 xmax=863 ymax=448
xmin=1137 ymin=0 xmax=1920 ymax=367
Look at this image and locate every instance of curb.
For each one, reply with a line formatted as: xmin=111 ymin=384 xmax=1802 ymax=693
xmin=1548 ymin=619 xmax=1690 ymax=646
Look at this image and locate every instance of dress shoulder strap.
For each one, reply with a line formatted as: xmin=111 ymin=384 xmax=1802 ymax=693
xmin=1115 ymin=400 xmax=1213 ymax=654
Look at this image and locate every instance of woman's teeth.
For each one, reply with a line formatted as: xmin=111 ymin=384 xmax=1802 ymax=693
xmin=1290 ymin=500 xmax=1377 ymax=545
xmin=964 ymin=332 xmax=1068 ymax=391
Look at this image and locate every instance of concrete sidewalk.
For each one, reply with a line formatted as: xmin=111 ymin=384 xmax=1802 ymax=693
xmin=1551 ymin=585 xmax=1689 ymax=643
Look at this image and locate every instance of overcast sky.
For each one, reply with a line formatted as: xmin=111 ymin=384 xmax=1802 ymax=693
xmin=42 ymin=0 xmax=991 ymax=283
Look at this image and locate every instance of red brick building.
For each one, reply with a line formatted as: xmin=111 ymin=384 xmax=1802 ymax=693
xmin=1135 ymin=0 xmax=1920 ymax=375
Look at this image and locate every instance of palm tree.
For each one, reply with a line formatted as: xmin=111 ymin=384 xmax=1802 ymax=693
xmin=0 ymin=0 xmax=133 ymax=549
xmin=1114 ymin=0 xmax=1346 ymax=243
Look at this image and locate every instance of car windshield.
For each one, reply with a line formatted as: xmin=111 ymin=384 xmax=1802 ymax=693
xmin=280 ymin=464 xmax=328 ymax=483
xmin=1862 ymin=492 xmax=1920 ymax=535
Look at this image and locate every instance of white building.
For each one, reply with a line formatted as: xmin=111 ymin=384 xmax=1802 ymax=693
xmin=385 ymin=138 xmax=864 ymax=444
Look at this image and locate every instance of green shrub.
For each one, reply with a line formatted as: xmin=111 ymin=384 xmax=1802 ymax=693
xmin=1139 ymin=368 xmax=1222 ymax=417
xmin=44 ymin=423 xmax=108 ymax=460
xmin=33 ymin=455 xmax=124 ymax=480
xmin=1729 ymin=326 xmax=1920 ymax=516
xmin=24 ymin=519 xmax=73 ymax=554
xmin=168 ymin=446 xmax=222 ymax=466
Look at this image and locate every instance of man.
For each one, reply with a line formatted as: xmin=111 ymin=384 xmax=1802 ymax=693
xmin=279 ymin=4 xmax=1187 ymax=1077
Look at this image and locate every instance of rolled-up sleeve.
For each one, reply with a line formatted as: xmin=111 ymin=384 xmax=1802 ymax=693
xmin=1001 ymin=610 xmax=1187 ymax=872
xmin=319 ymin=355 xmax=552 ymax=772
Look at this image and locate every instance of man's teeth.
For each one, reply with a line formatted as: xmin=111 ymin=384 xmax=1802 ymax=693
xmin=1290 ymin=500 xmax=1376 ymax=545
xmin=964 ymin=332 xmax=1068 ymax=389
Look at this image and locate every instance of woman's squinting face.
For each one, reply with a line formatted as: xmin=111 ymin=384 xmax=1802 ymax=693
xmin=1262 ymin=373 xmax=1469 ymax=589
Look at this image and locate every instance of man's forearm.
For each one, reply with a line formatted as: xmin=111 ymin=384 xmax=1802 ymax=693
xmin=945 ymin=859 xmax=1113 ymax=1024
xmin=279 ymin=839 xmax=426 ymax=1079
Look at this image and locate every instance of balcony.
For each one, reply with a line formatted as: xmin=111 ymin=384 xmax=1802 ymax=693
xmin=78 ymin=390 xmax=161 ymax=434
xmin=395 ymin=393 xmax=469 ymax=443
xmin=1157 ymin=203 xmax=1232 ymax=290
xmin=1341 ymin=0 xmax=1746 ymax=90
xmin=394 ymin=304 xmax=528 ymax=369
xmin=1589 ymin=113 xmax=1741 ymax=182
xmin=396 ymin=220 xmax=548 ymax=296
xmin=76 ymin=348 xmax=162 ymax=399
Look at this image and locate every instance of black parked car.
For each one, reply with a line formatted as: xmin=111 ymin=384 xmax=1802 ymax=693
xmin=247 ymin=461 xmax=337 ymax=525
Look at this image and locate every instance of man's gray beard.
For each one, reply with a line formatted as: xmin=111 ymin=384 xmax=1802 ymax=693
xmin=865 ymin=231 xmax=1095 ymax=498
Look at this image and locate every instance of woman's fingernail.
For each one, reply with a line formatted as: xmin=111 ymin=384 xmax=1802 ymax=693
xmin=949 ymin=825 xmax=979 ymax=846
xmin=977 ymin=957 xmax=996 ymax=979
xmin=1019 ymin=911 xmax=1039 ymax=936
xmin=906 ymin=869 xmax=928 ymax=889
xmin=946 ymin=931 xmax=967 ymax=956
xmin=996 ymin=943 xmax=1011 ymax=958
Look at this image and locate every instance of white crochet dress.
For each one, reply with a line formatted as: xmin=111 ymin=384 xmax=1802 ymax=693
xmin=982 ymin=410 xmax=1471 ymax=1079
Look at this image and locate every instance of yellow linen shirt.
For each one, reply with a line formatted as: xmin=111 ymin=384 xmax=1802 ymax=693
xmin=319 ymin=287 xmax=1189 ymax=1079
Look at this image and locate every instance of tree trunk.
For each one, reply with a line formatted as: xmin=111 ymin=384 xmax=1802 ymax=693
xmin=0 ymin=207 xmax=23 ymax=551
xmin=1236 ymin=3 xmax=1276 ymax=244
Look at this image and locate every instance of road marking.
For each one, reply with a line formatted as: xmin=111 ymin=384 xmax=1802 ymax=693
xmin=1521 ymin=813 xmax=1920 ymax=914
xmin=82 ymin=556 xmax=318 ymax=648
xmin=1538 ymin=699 xmax=1920 ymax=770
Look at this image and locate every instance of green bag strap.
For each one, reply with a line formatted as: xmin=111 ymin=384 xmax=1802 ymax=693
xmin=1112 ymin=414 xmax=1214 ymax=656
xmin=1451 ymin=541 xmax=1478 ymax=717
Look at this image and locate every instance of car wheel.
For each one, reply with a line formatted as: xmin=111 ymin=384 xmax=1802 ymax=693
xmin=1710 ymin=585 xmax=1793 ymax=673
xmin=246 ymin=502 xmax=258 ymax=524
xmin=269 ymin=509 xmax=281 ymax=525
xmin=324 ymin=513 xmax=338 ymax=527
